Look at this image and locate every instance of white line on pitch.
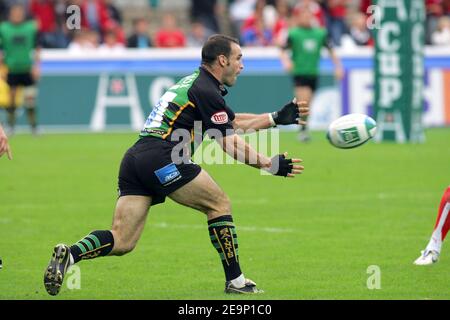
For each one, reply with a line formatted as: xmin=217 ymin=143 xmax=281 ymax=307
xmin=150 ymin=222 xmax=294 ymax=234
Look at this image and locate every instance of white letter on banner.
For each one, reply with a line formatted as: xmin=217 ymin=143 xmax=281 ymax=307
xmin=410 ymin=0 xmax=425 ymax=22
xmin=378 ymin=53 xmax=401 ymax=76
xmin=378 ymin=0 xmax=407 ymax=21
xmin=378 ymin=22 xmax=401 ymax=52
xmin=380 ymin=78 xmax=402 ymax=108
xmin=411 ymin=24 xmax=424 ymax=55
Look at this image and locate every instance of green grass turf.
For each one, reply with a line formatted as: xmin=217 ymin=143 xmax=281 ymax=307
xmin=0 ymin=128 xmax=449 ymax=300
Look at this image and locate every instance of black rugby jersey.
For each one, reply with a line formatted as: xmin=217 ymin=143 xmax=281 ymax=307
xmin=140 ymin=66 xmax=236 ymax=144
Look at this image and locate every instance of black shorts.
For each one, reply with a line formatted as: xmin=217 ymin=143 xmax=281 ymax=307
xmin=293 ymin=75 xmax=318 ymax=92
xmin=118 ymin=137 xmax=202 ymax=206
xmin=7 ymin=72 xmax=35 ymax=87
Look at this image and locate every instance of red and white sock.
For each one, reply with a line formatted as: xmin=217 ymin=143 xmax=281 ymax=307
xmin=425 ymin=186 xmax=450 ymax=254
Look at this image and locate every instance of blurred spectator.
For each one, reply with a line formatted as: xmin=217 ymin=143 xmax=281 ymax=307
xmin=293 ymin=0 xmax=326 ymax=27
xmin=241 ymin=0 xmax=274 ymax=46
xmin=30 ymin=0 xmax=68 ymax=48
xmin=444 ymin=0 xmax=450 ymax=15
xmin=73 ymin=0 xmax=110 ymax=35
xmin=127 ymin=18 xmax=152 ymax=48
xmin=68 ymin=30 xmax=88 ymax=52
xmin=426 ymin=0 xmax=445 ymax=44
xmin=54 ymin=0 xmax=70 ymax=46
xmin=229 ymin=0 xmax=257 ymax=39
xmin=190 ymin=0 xmax=221 ymax=34
xmin=344 ymin=11 xmax=373 ymax=47
xmin=359 ymin=0 xmax=371 ymax=15
xmin=325 ymin=0 xmax=349 ymax=46
xmin=272 ymin=0 xmax=290 ymax=46
xmin=187 ymin=20 xmax=209 ymax=47
xmin=104 ymin=0 xmax=122 ymax=25
xmin=0 ymin=1 xmax=9 ymax=21
xmin=432 ymin=16 xmax=450 ymax=45
xmin=30 ymin=0 xmax=56 ymax=33
xmin=99 ymin=29 xmax=125 ymax=52
xmin=68 ymin=29 xmax=99 ymax=52
xmin=105 ymin=21 xmax=125 ymax=45
xmin=85 ymin=29 xmax=99 ymax=47
xmin=154 ymin=13 xmax=186 ymax=48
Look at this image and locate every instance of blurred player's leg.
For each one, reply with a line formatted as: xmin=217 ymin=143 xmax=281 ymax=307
xmin=169 ymin=169 xmax=263 ymax=294
xmin=295 ymin=85 xmax=312 ymax=142
xmin=44 ymin=195 xmax=151 ymax=295
xmin=414 ymin=186 xmax=450 ymax=265
xmin=6 ymin=86 xmax=17 ymax=135
xmin=23 ymin=86 xmax=38 ymax=135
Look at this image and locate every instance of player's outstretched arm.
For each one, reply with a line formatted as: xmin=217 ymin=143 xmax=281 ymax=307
xmin=232 ymin=99 xmax=309 ymax=131
xmin=329 ymin=47 xmax=344 ymax=81
xmin=218 ymin=133 xmax=303 ymax=177
xmin=0 ymin=124 xmax=12 ymax=160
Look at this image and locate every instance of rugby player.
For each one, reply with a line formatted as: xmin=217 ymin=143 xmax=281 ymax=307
xmin=414 ymin=186 xmax=450 ymax=265
xmin=0 ymin=4 xmax=40 ymax=135
xmin=44 ymin=34 xmax=308 ymax=295
xmin=280 ymin=8 xmax=343 ymax=142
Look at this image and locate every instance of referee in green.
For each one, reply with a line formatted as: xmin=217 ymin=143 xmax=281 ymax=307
xmin=0 ymin=4 xmax=40 ymax=135
xmin=280 ymin=8 xmax=343 ymax=142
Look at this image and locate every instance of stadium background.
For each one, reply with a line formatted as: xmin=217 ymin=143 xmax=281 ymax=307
xmin=0 ymin=0 xmax=450 ymax=300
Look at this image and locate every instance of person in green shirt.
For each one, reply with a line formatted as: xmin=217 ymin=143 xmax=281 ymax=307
xmin=0 ymin=4 xmax=40 ymax=135
xmin=280 ymin=8 xmax=343 ymax=142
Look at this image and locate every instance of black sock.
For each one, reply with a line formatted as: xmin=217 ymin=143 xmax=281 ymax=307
xmin=25 ymin=107 xmax=37 ymax=129
xmin=70 ymin=230 xmax=114 ymax=263
xmin=208 ymin=215 xmax=242 ymax=282
xmin=6 ymin=107 xmax=15 ymax=128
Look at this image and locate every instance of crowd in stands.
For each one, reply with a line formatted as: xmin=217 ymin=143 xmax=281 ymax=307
xmin=0 ymin=0 xmax=449 ymax=51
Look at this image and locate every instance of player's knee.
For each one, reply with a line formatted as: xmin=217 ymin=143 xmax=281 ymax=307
xmin=112 ymin=240 xmax=136 ymax=256
xmin=23 ymin=86 xmax=37 ymax=100
xmin=206 ymin=193 xmax=232 ymax=217
xmin=113 ymin=244 xmax=135 ymax=256
xmin=110 ymin=230 xmax=136 ymax=256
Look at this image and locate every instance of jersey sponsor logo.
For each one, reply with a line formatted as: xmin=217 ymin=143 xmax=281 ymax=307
xmin=142 ymin=128 xmax=167 ymax=136
xmin=154 ymin=163 xmax=182 ymax=186
xmin=211 ymin=111 xmax=228 ymax=124
xmin=304 ymin=39 xmax=318 ymax=51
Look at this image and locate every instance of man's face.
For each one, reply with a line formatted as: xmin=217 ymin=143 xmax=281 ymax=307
xmin=136 ymin=20 xmax=148 ymax=34
xmin=221 ymin=43 xmax=243 ymax=87
xmin=297 ymin=10 xmax=313 ymax=27
xmin=10 ymin=6 xmax=25 ymax=24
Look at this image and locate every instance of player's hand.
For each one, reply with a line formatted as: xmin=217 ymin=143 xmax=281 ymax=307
xmin=335 ymin=66 xmax=344 ymax=81
xmin=268 ymin=152 xmax=303 ymax=177
xmin=282 ymin=60 xmax=293 ymax=72
xmin=0 ymin=129 xmax=12 ymax=160
xmin=271 ymin=98 xmax=309 ymax=126
xmin=32 ymin=64 xmax=41 ymax=81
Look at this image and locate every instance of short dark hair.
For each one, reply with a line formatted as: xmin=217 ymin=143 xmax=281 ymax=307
xmin=201 ymin=34 xmax=239 ymax=66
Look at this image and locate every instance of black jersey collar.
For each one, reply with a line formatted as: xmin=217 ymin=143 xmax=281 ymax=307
xmin=199 ymin=66 xmax=228 ymax=96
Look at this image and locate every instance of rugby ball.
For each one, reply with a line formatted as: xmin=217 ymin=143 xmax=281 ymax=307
xmin=327 ymin=114 xmax=377 ymax=149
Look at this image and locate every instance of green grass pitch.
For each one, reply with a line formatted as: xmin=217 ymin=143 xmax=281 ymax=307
xmin=0 ymin=128 xmax=449 ymax=300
